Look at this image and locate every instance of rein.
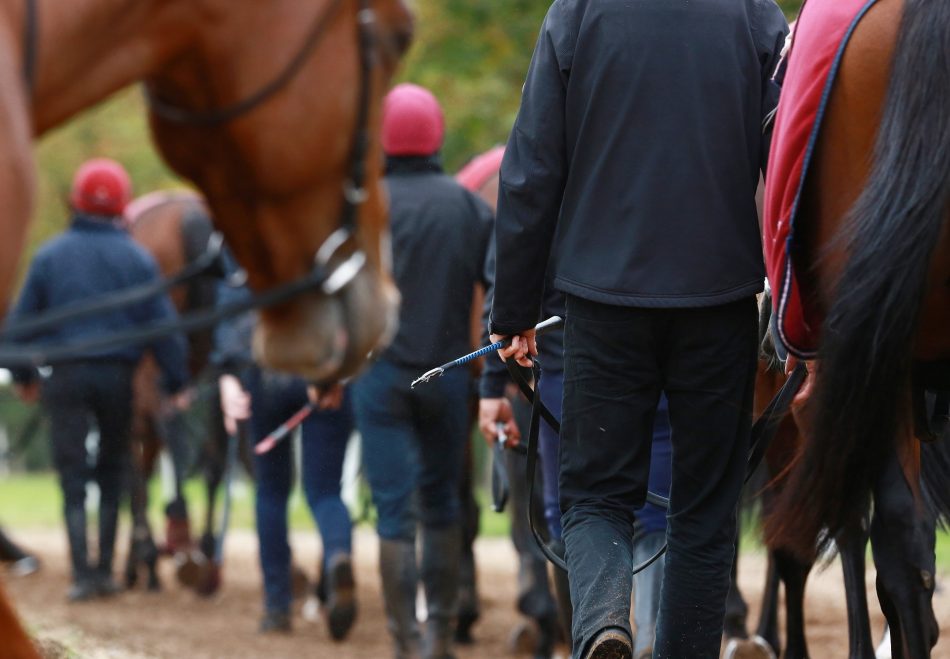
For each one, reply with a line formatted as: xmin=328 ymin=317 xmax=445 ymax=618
xmin=144 ymin=0 xmax=350 ymax=128
xmin=5 ymin=0 xmax=380 ymax=368
xmin=21 ymin=0 xmax=37 ymax=93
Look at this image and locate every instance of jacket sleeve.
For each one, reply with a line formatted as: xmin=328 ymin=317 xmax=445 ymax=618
xmin=490 ymin=7 xmax=569 ymax=336
xmin=137 ymin=257 xmax=189 ymax=394
xmin=756 ymin=0 xmax=791 ymax=176
xmin=6 ymin=255 xmax=48 ymax=384
xmin=478 ymin=237 xmax=511 ymax=399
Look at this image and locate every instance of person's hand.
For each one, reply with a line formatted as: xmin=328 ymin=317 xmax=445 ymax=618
xmin=219 ymin=374 xmax=251 ymax=435
xmin=307 ymin=383 xmax=345 ymax=411
xmin=491 ymin=329 xmax=537 ymax=368
xmin=169 ymin=388 xmax=195 ymax=412
xmin=479 ymin=397 xmax=521 ymax=447
xmin=14 ymin=382 xmax=39 ymax=404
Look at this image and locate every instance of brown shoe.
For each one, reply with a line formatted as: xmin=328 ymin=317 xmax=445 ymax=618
xmin=584 ymin=629 xmax=633 ymax=659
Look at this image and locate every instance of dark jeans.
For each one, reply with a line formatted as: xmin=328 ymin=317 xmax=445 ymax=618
xmin=43 ymin=361 xmax=135 ymax=578
xmin=559 ymin=295 xmax=757 ymax=659
xmin=246 ymin=370 xmax=354 ymax=615
xmin=353 ymin=359 xmax=469 ymax=541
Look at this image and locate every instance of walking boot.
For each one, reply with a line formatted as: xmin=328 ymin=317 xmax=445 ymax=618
xmin=259 ymin=610 xmax=292 ymax=633
xmin=95 ymin=499 xmax=121 ymax=597
xmin=379 ymin=539 xmax=421 ymax=658
xmin=584 ymin=628 xmax=633 ymax=659
xmin=322 ymin=552 xmax=358 ymax=641
xmin=64 ymin=507 xmax=95 ymax=602
xmin=420 ymin=527 xmax=461 ymax=659
xmin=550 ymin=539 xmax=574 ymax=647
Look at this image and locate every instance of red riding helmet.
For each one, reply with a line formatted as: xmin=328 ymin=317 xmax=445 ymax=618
xmin=69 ymin=158 xmax=133 ymax=217
xmin=382 ymin=83 xmax=446 ymax=157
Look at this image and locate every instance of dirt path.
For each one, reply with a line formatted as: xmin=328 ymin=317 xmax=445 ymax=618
xmin=4 ymin=527 xmax=950 ymax=658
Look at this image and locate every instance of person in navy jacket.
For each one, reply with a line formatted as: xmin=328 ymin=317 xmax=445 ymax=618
xmin=8 ymin=159 xmax=187 ymax=602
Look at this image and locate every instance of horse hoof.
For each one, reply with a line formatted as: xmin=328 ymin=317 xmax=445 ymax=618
xmin=175 ymin=550 xmax=206 ymax=588
xmin=195 ymin=565 xmax=221 ymax=597
xmin=723 ymin=636 xmax=777 ymax=659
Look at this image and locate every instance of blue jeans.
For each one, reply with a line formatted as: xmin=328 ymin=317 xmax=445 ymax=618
xmin=247 ymin=370 xmax=354 ymax=615
xmin=353 ymin=359 xmax=469 ymax=541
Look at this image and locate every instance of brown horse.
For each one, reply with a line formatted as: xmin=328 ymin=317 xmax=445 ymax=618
xmin=1 ymin=0 xmax=412 ymax=382
xmin=764 ymin=0 xmax=950 ymax=567
xmin=0 ymin=0 xmax=412 ymax=647
xmin=124 ymin=190 xmax=218 ymax=591
xmin=730 ymin=296 xmax=940 ymax=659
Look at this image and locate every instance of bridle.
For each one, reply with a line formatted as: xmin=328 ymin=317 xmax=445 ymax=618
xmin=7 ymin=0 xmax=381 ymax=367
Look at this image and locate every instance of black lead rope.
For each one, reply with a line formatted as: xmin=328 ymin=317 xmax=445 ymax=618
xmin=1 ymin=234 xmax=226 ymax=342
xmin=0 ymin=259 xmax=337 ymax=368
xmin=504 ymin=358 xmax=808 ymax=575
xmin=21 ymin=0 xmax=37 ymax=94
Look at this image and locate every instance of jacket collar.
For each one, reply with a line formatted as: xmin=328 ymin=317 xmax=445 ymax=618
xmin=385 ymin=155 xmax=443 ymax=176
xmin=70 ymin=213 xmax=126 ymax=233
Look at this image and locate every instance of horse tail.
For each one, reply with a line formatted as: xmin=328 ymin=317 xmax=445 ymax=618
xmin=766 ymin=0 xmax=950 ymax=557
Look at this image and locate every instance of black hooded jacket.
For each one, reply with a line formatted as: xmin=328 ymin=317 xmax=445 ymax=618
xmin=490 ymin=0 xmax=788 ymax=335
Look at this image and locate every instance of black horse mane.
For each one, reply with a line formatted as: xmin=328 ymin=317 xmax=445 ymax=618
xmin=768 ymin=0 xmax=950 ymax=557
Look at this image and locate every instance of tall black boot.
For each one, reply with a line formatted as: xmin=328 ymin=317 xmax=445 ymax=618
xmin=96 ymin=499 xmax=122 ymax=596
xmin=550 ymin=539 xmax=574 ymax=648
xmin=421 ymin=527 xmax=461 ymax=659
xmin=64 ymin=506 xmax=95 ymax=602
xmin=380 ymin=539 xmax=421 ymax=658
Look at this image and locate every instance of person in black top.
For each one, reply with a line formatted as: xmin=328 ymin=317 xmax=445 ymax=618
xmin=8 ymin=159 xmax=188 ymax=602
xmin=489 ymin=2 xmax=788 ymax=658
xmin=352 ymin=83 xmax=493 ymax=659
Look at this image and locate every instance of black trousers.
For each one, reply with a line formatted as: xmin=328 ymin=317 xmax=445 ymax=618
xmin=43 ymin=361 xmax=135 ymax=577
xmin=559 ymin=295 xmax=757 ymax=659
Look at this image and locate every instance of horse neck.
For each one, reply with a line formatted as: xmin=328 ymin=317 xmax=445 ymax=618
xmin=27 ymin=0 xmax=200 ymax=134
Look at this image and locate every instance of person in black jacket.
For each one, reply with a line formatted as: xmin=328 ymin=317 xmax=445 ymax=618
xmin=352 ymin=83 xmax=493 ymax=659
xmin=489 ymin=2 xmax=788 ymax=658
xmin=7 ymin=159 xmax=188 ymax=602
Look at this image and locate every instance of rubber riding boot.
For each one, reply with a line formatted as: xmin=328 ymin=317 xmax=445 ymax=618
xmin=64 ymin=507 xmax=95 ymax=602
xmin=550 ymin=539 xmax=574 ymax=647
xmin=584 ymin=628 xmax=633 ymax=659
xmin=421 ymin=527 xmax=461 ymax=659
xmin=96 ymin=499 xmax=122 ymax=597
xmin=454 ymin=544 xmax=479 ymax=644
xmin=632 ymin=531 xmax=665 ymax=658
xmin=323 ymin=552 xmax=358 ymax=641
xmin=379 ymin=539 xmax=421 ymax=658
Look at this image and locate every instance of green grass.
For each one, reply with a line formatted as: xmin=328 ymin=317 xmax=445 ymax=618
xmin=7 ymin=471 xmax=950 ymax=570
xmin=0 ymin=471 xmax=513 ymax=539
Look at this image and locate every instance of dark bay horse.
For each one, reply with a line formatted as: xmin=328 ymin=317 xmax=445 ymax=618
xmin=0 ymin=0 xmax=412 ymax=646
xmin=729 ymin=298 xmax=943 ymax=659
xmin=124 ymin=190 xmax=218 ymax=590
xmin=764 ymin=0 xmax=950 ymax=571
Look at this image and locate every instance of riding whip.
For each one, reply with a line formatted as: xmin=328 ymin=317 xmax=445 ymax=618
xmin=410 ymin=316 xmax=564 ymax=389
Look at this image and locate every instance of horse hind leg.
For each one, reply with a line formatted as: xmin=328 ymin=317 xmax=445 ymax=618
xmin=838 ymin=523 xmax=876 ymax=659
xmin=724 ymin=550 xmax=781 ymax=659
xmin=870 ymin=445 xmax=938 ymax=659
xmin=773 ymin=548 xmax=812 ymax=659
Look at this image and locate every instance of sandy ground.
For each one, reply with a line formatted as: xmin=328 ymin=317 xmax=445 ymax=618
xmin=4 ymin=527 xmax=950 ymax=658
